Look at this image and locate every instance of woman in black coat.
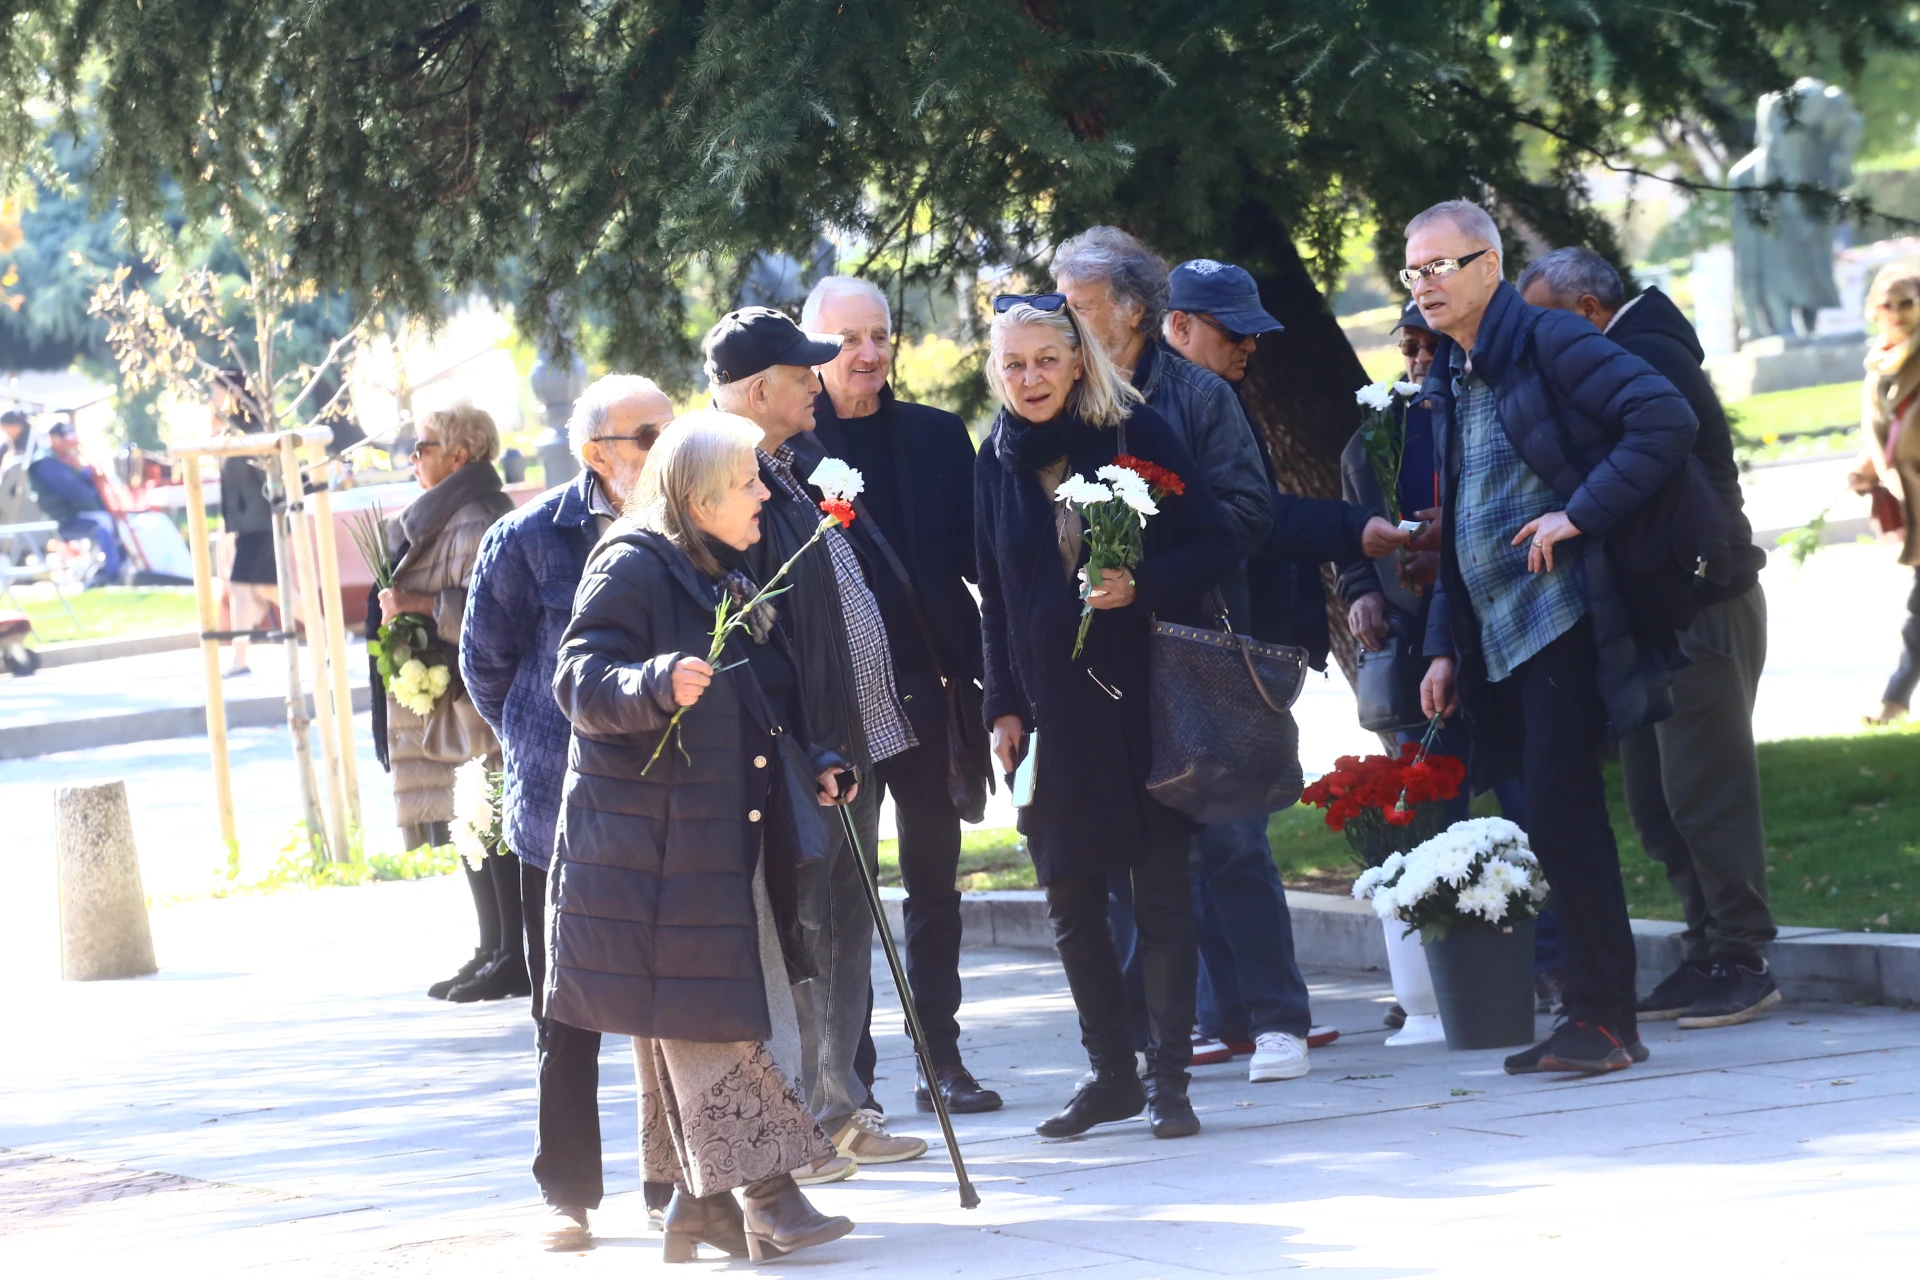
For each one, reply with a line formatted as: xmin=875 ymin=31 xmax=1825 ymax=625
xmin=548 ymin=411 xmax=856 ymax=1264
xmin=975 ymin=296 xmax=1236 ymax=1141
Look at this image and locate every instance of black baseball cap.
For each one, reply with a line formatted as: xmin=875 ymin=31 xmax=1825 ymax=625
xmin=1167 ymin=260 xmax=1283 ymax=336
xmin=1393 ymin=299 xmax=1436 ymax=336
xmin=703 ymin=307 xmax=843 ymax=385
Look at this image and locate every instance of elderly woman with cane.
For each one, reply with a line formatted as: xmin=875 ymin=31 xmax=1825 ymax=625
xmin=546 ymin=410 xmax=857 ymax=1263
xmin=974 ymin=295 xmax=1236 ymax=1140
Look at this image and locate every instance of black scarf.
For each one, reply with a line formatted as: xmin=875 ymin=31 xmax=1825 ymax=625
xmin=991 ymin=405 xmax=1113 ymax=474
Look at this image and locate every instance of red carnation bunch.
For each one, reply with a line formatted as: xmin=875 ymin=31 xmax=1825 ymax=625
xmin=1300 ymin=728 xmax=1465 ymax=867
xmin=1111 ymin=454 xmax=1186 ymax=497
xmin=819 ymin=498 xmax=856 ymax=526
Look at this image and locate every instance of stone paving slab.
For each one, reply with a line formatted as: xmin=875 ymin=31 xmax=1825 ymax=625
xmin=4 ymin=878 xmax=1920 ymax=1277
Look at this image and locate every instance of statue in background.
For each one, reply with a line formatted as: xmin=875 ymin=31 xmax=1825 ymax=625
xmin=1730 ymin=78 xmax=1863 ymax=342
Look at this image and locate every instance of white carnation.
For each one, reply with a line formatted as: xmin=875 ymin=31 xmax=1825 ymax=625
xmin=1393 ymin=380 xmax=1424 ymax=397
xmin=1354 ymin=382 xmax=1395 ymax=412
xmin=1096 ymin=465 xmax=1159 ymax=516
xmin=426 ymin=663 xmax=452 ymax=696
xmin=1054 ymin=475 xmax=1113 ymax=508
xmin=807 ymin=456 xmax=865 ymax=502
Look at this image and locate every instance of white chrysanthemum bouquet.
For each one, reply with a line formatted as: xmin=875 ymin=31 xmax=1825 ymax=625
xmin=451 ymin=757 xmax=505 ymax=870
xmin=1354 ymin=378 xmax=1425 ymax=524
xmin=1352 ymin=817 xmax=1548 ymax=943
xmin=349 ymin=507 xmax=455 ymax=717
xmin=1053 ymin=454 xmax=1184 ymax=659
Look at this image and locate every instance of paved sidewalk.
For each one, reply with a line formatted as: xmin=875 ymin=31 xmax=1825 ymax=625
xmin=3 ymin=880 xmax=1917 ymax=1277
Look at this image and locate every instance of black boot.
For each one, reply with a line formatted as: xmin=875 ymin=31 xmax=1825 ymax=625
xmin=740 ymin=1173 xmax=854 ymax=1261
xmin=1034 ymin=1068 xmax=1147 ymax=1138
xmin=915 ymin=1062 xmax=1004 ymax=1114
xmin=427 ymin=948 xmax=488 ymax=1000
xmin=1145 ymin=1078 xmax=1200 ymax=1139
xmin=661 ymin=1187 xmax=748 ymax=1263
xmin=447 ymin=951 xmax=532 ymax=1003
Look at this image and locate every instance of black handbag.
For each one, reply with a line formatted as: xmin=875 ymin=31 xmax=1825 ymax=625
xmin=1355 ymin=609 xmax=1429 ymax=733
xmin=1146 ymin=606 xmax=1309 ymax=825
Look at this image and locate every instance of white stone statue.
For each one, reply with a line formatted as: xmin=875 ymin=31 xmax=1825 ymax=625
xmin=1730 ymin=78 xmax=1863 ymax=342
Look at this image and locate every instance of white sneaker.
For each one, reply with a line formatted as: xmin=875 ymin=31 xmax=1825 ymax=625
xmin=1248 ymin=1031 xmax=1310 ymax=1082
xmin=832 ymin=1107 xmax=927 ymax=1164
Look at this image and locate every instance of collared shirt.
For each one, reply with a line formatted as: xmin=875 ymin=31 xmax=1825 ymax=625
xmin=586 ymin=472 xmax=618 ymax=539
xmin=1451 ymin=351 xmax=1586 ymax=682
xmin=760 ymin=445 xmax=916 ymax=763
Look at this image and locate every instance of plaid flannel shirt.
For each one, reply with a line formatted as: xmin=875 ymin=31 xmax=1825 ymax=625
xmin=1451 ymin=352 xmax=1587 ymax=683
xmin=762 ymin=445 xmax=916 ymax=763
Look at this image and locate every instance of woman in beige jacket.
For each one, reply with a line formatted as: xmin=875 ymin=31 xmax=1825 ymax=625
xmin=377 ymin=405 xmax=519 ymax=998
xmin=1852 ymin=265 xmax=1920 ymax=725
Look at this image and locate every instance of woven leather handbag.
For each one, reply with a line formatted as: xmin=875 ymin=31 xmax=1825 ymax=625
xmin=1145 ymin=611 xmax=1309 ymax=825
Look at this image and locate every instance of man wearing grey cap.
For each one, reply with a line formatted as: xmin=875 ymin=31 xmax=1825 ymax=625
xmin=704 ymin=306 xmax=929 ymax=1176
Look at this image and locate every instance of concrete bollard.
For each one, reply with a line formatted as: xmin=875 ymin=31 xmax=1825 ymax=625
xmin=54 ymin=779 xmax=158 ymax=981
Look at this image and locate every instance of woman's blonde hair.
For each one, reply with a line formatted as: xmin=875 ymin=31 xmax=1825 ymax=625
xmin=626 ymin=409 xmax=765 ymax=579
xmin=1865 ymin=262 xmax=1920 ymax=329
xmin=986 ymin=301 xmax=1142 ymax=428
xmin=420 ymin=403 xmax=500 ymax=464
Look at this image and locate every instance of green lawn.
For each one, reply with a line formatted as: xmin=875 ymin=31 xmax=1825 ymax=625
xmin=880 ymin=725 xmax=1920 ymax=935
xmin=1726 ymin=381 xmax=1860 ymax=459
xmin=14 ymin=585 xmax=200 ymax=643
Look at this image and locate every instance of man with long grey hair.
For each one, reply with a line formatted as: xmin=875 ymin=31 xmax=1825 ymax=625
xmin=462 ymin=372 xmax=674 ymax=1248
xmin=1519 ymin=246 xmax=1775 ymax=1030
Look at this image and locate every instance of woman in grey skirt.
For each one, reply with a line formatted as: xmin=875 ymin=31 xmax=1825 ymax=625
xmin=547 ymin=411 xmax=858 ymax=1263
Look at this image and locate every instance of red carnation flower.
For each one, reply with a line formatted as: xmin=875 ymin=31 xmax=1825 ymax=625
xmin=820 ymin=498 xmax=856 ymax=526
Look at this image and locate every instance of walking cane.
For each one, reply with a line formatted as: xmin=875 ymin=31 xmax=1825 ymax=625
xmin=836 ymin=804 xmax=981 ymax=1210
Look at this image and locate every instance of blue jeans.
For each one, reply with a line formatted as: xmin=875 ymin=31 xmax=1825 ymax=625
xmin=59 ymin=511 xmax=122 ymax=583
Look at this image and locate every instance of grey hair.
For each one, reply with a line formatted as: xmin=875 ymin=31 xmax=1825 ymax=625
xmin=986 ymin=301 xmax=1142 ymax=429
xmin=626 ymin=410 xmax=765 ymax=580
xmin=1405 ymin=199 xmax=1504 ymax=263
xmin=1052 ymin=226 xmax=1170 ymax=339
xmin=1516 ymin=247 xmax=1626 ymax=312
xmin=420 ymin=403 xmax=500 ymax=464
xmin=567 ymin=373 xmax=666 ymax=462
xmin=801 ymin=276 xmax=891 ymax=333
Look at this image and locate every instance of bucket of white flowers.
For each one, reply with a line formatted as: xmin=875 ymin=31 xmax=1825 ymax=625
xmin=1353 ymin=817 xmax=1549 ymax=1050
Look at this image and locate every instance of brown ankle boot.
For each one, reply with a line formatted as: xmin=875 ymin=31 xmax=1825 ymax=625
xmin=661 ymin=1187 xmax=748 ymax=1263
xmin=741 ymin=1172 xmax=855 ymax=1261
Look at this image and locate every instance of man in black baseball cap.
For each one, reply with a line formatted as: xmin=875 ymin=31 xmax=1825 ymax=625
xmin=1163 ymin=259 xmax=1285 ymax=385
xmin=1392 ymin=298 xmax=1441 ymax=384
xmin=705 ymin=305 xmax=845 ymax=388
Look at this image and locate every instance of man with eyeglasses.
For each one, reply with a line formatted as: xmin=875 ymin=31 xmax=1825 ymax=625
xmin=1407 ymin=200 xmax=1699 ymax=1077
xmin=460 ymin=373 xmax=675 ymax=1250
xmin=1518 ymin=246 xmax=1776 ymax=1032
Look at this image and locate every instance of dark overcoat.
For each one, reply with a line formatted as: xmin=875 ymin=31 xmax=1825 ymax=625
xmin=1422 ymin=281 xmax=1697 ymax=775
xmin=546 ymin=528 xmax=796 ymax=1043
xmin=974 ymin=403 xmax=1237 ymax=884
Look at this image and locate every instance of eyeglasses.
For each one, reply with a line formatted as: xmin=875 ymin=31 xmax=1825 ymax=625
xmin=1398 ymin=248 xmax=1491 ymax=289
xmin=993 ymin=292 xmax=1068 ymax=314
xmin=409 ymin=441 xmax=442 ymax=458
xmin=591 ymin=426 xmax=666 ymax=448
xmin=1398 ymin=334 xmax=1440 ymax=356
xmin=1195 ymin=314 xmax=1253 ymax=345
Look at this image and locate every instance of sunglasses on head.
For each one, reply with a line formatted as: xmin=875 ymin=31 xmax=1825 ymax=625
xmin=993 ymin=292 xmax=1069 ymax=314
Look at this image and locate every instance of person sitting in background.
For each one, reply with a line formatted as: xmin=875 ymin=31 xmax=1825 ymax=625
xmin=461 ymin=374 xmax=675 ymax=1249
xmin=546 ymin=411 xmax=857 ymax=1264
xmin=28 ymin=421 xmax=123 ymax=586
xmin=0 ymin=409 xmax=29 ymax=466
xmin=1851 ymin=264 xmax=1920 ymax=729
xmin=1520 ymin=246 xmax=1777 ymax=1031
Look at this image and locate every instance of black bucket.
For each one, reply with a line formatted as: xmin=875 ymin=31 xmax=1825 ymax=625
xmin=1424 ymin=916 xmax=1538 ymax=1050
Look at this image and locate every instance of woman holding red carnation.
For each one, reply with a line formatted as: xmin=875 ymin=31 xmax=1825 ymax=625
xmin=974 ymin=294 xmax=1236 ymax=1141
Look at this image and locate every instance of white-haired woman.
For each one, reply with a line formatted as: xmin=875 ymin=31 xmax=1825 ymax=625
xmin=1853 ymin=264 xmax=1920 ymax=723
xmin=974 ymin=294 xmax=1236 ymax=1141
xmin=547 ymin=410 xmax=857 ymax=1263
xmin=375 ymin=405 xmax=520 ymax=1001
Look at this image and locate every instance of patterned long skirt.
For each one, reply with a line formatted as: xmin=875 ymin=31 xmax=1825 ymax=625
xmin=632 ymin=865 xmax=833 ymax=1196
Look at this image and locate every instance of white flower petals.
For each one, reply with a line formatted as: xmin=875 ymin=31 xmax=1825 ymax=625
xmin=1350 ymin=817 xmax=1545 ymax=930
xmin=807 ymin=456 xmax=865 ymax=502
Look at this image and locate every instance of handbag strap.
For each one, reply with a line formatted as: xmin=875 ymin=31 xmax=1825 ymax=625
xmin=1222 ymin=614 xmax=1290 ymax=716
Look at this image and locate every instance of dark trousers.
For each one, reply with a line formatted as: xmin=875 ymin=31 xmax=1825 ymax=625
xmin=490 ymin=852 xmax=525 ymax=968
xmin=876 ymin=737 xmax=966 ymax=1065
xmin=1047 ymin=835 xmax=1197 ymax=1089
xmin=519 ymin=857 xmax=608 ymax=1210
xmin=1886 ymin=567 xmax=1920 ymax=710
xmin=1190 ymin=815 xmax=1311 ymax=1041
xmin=1481 ymin=620 xmax=1638 ymax=1033
xmin=1621 ymin=586 xmax=1775 ymax=967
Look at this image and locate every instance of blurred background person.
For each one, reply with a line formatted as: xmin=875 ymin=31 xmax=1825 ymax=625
xmin=1853 ymin=264 xmax=1920 ymax=726
xmin=27 ymin=420 xmax=124 ymax=586
xmin=212 ymin=368 xmax=278 ymax=678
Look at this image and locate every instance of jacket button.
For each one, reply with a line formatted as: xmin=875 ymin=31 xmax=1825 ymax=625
xmin=902 ymin=693 xmax=913 ymax=702
xmin=754 ymin=755 xmax=768 ymax=769
xmin=748 ymin=809 xmax=762 ymax=823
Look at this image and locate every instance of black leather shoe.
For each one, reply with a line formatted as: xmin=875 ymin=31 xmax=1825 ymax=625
xmin=428 ymin=948 xmax=488 ymax=999
xmin=915 ymin=1063 xmax=1004 ymax=1114
xmin=1035 ymin=1071 xmax=1146 ymax=1138
xmin=1145 ymin=1085 xmax=1200 ymax=1139
xmin=447 ymin=952 xmax=532 ymax=1003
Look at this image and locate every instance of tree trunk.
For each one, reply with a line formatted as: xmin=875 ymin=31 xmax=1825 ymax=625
xmin=1228 ymin=211 xmax=1370 ymax=686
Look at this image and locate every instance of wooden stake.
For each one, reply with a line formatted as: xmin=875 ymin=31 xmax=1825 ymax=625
xmin=309 ymin=480 xmax=361 ymax=831
xmin=272 ymin=435 xmax=327 ymax=847
xmin=283 ymin=439 xmax=350 ymax=863
xmin=180 ymin=459 xmax=238 ymax=861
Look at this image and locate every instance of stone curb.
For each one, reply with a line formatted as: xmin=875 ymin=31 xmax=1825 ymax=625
xmin=0 ymin=685 xmax=373 ymax=761
xmin=881 ymin=887 xmax=1920 ymax=1008
xmin=33 ymin=630 xmax=200 ymax=669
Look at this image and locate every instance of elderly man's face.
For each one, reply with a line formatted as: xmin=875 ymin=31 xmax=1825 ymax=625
xmin=746 ymin=364 xmax=822 ymax=443
xmin=1165 ymin=310 xmax=1260 ymax=384
xmin=581 ymin=391 xmax=672 ymax=507
xmin=816 ymin=293 xmax=892 ymax=412
xmin=1399 ymin=329 xmax=1440 ymax=382
xmin=1405 ymin=223 xmax=1500 ymax=347
xmin=49 ymin=432 xmax=80 ymax=464
xmin=1056 ymin=274 xmax=1143 ymax=367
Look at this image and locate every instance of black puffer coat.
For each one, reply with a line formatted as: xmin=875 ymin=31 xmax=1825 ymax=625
xmin=545 ymin=528 xmax=822 ymax=1043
